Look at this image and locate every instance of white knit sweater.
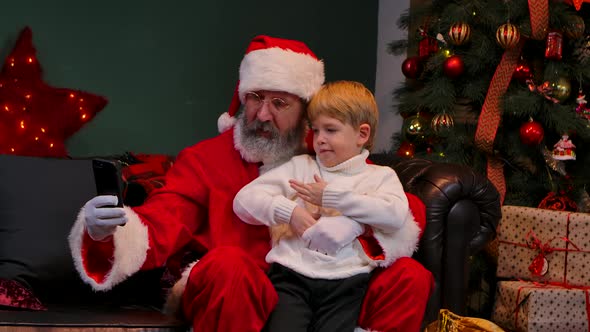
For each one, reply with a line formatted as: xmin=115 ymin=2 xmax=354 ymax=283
xmin=233 ymin=150 xmax=414 ymax=279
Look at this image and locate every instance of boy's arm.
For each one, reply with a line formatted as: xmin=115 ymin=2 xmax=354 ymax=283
xmin=322 ymin=168 xmax=409 ymax=233
xmin=233 ymin=160 xmax=299 ymax=227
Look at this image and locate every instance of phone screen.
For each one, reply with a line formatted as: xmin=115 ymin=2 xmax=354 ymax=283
xmin=92 ymin=159 xmax=124 ymax=207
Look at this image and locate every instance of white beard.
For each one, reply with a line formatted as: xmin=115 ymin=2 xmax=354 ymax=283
xmin=233 ymin=112 xmax=306 ymax=173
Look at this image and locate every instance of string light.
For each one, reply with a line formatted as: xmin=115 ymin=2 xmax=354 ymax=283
xmin=0 ymin=27 xmax=107 ymax=157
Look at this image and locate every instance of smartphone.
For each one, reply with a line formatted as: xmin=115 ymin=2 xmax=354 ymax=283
xmin=92 ymin=159 xmax=124 ymax=208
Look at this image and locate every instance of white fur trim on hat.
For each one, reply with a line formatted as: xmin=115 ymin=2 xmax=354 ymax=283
xmin=218 ymin=111 xmax=237 ymax=133
xmin=238 ymin=48 xmax=325 ymax=102
xmin=68 ymin=206 xmax=149 ymax=291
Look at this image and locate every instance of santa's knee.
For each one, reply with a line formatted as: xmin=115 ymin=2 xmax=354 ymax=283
xmin=186 ymin=246 xmax=264 ymax=290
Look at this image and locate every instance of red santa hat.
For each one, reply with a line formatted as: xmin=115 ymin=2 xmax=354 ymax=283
xmin=218 ymin=35 xmax=325 ymax=132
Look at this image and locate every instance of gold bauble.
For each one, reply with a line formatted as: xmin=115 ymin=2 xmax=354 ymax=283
xmin=565 ymin=15 xmax=585 ymax=40
xmin=496 ymin=23 xmax=520 ymax=49
xmin=448 ymin=22 xmax=472 ymax=46
xmin=404 ymin=114 xmax=428 ymax=143
xmin=550 ymin=77 xmax=572 ymax=102
xmin=431 ymin=113 xmax=455 ymax=134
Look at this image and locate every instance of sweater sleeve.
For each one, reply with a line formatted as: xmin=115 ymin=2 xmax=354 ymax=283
xmin=233 ymin=159 xmax=299 ymax=226
xmin=322 ymin=167 xmax=409 ymax=233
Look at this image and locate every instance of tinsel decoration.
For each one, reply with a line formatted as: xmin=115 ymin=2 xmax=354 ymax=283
xmin=572 ymin=35 xmax=590 ymax=63
xmin=541 ymin=146 xmax=567 ymax=176
xmin=496 ymin=23 xmax=520 ymax=49
xmin=538 ymin=192 xmax=578 ymax=212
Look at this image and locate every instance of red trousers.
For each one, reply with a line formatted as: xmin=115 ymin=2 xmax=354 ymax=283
xmin=182 ymin=246 xmax=433 ymax=332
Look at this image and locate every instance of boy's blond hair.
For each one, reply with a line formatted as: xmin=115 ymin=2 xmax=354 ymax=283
xmin=307 ymin=80 xmax=379 ymax=151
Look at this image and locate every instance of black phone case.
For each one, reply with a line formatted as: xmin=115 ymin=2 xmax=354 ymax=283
xmin=92 ymin=159 xmax=124 ymax=207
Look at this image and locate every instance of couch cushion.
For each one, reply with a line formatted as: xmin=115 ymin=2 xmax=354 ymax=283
xmin=0 ymin=155 xmax=99 ymax=303
xmin=0 ymin=279 xmax=46 ymax=311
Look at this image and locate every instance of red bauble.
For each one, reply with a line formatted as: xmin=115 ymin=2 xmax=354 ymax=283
xmin=396 ymin=141 xmax=415 ymax=158
xmin=519 ymin=120 xmax=544 ymax=145
xmin=401 ymin=56 xmax=423 ymax=79
xmin=443 ymin=55 xmax=464 ymax=78
xmin=513 ymin=59 xmax=533 ymax=83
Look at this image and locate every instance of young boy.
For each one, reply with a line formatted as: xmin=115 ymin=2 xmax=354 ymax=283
xmin=233 ymin=81 xmax=421 ymax=332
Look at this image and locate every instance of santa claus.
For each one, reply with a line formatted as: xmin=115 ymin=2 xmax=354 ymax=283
xmin=68 ymin=35 xmax=433 ymax=332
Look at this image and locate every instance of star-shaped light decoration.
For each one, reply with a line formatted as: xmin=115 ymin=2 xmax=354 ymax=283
xmin=564 ymin=0 xmax=589 ymax=10
xmin=0 ymin=27 xmax=107 ymax=157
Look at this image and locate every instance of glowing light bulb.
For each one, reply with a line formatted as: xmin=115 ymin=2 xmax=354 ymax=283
xmin=41 ymin=128 xmax=46 ymax=133
xmin=69 ymin=93 xmax=75 ymax=98
xmin=81 ymin=114 xmax=87 ymax=119
xmin=10 ymin=148 xmax=15 ymax=152
xmin=35 ymin=137 xmax=39 ymax=141
xmin=27 ymin=57 xmax=33 ymax=63
xmin=25 ymin=94 xmax=31 ymax=99
xmin=49 ymin=143 xmax=54 ymax=148
xmin=4 ymin=105 xmax=9 ymax=112
xmin=20 ymin=120 xmax=25 ymax=129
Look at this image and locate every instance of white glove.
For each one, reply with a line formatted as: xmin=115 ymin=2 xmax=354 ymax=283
xmin=301 ymin=216 xmax=364 ymax=256
xmin=84 ymin=195 xmax=128 ymax=241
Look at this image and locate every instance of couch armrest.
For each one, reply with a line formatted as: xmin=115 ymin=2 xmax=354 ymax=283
xmin=391 ymin=158 xmax=501 ymax=252
xmin=372 ymin=155 xmax=501 ymax=324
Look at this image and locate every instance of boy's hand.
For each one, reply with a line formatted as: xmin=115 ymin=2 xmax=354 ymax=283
xmin=289 ymin=174 xmax=327 ymax=206
xmin=289 ymin=206 xmax=320 ymax=237
xmin=302 ymin=216 xmax=365 ymax=255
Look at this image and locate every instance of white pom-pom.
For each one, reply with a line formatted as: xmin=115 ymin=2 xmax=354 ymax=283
xmin=217 ymin=112 xmax=236 ymax=133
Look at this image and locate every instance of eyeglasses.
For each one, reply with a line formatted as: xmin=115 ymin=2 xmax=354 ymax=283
xmin=244 ymin=92 xmax=291 ymax=113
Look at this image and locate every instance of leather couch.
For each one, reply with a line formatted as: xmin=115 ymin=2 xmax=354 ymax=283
xmin=381 ymin=155 xmax=502 ymax=325
xmin=0 ymin=154 xmax=501 ymax=331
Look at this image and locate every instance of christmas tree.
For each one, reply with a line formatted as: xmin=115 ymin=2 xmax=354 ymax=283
xmin=389 ymin=0 xmax=590 ymax=209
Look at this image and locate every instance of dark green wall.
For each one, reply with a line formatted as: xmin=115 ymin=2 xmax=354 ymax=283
xmin=1 ymin=1 xmax=378 ymax=157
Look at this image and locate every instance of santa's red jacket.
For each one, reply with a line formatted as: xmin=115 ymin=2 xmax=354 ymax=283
xmin=68 ymin=128 xmax=422 ymax=307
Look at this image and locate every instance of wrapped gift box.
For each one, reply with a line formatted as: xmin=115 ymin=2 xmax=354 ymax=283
xmin=497 ymin=205 xmax=590 ymax=286
xmin=492 ymin=280 xmax=589 ymax=332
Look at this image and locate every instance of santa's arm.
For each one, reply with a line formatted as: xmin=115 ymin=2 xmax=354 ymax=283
xmin=69 ymin=148 xmax=208 ymax=291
